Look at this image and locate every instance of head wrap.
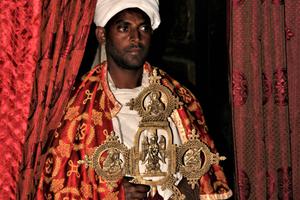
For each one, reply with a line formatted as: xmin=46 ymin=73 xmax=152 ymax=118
xmin=94 ymin=0 xmax=160 ymax=30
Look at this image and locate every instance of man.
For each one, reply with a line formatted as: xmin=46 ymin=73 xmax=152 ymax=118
xmin=37 ymin=0 xmax=232 ymax=199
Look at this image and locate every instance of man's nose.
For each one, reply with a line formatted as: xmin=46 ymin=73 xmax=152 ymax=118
xmin=130 ymin=28 xmax=140 ymax=42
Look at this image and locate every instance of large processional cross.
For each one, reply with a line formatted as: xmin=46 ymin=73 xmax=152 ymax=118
xmin=78 ymin=68 xmax=226 ymax=199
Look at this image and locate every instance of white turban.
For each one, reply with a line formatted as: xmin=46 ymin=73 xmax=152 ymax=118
xmin=94 ymin=0 xmax=160 ymax=30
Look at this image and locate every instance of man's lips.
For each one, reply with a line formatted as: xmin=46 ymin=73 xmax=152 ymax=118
xmin=127 ymin=47 xmax=143 ymax=54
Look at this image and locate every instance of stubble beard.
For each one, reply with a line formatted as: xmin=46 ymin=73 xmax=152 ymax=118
xmin=106 ymin=42 xmax=148 ymax=71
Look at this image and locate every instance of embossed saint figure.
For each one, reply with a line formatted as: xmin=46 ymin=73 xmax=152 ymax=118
xmin=183 ymin=147 xmax=203 ymax=170
xmin=146 ymin=91 xmax=165 ymax=116
xmin=141 ymin=129 xmax=166 ymax=174
xmin=103 ymin=148 xmax=123 ymax=174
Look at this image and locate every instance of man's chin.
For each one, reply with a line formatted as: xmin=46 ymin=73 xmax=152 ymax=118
xmin=121 ymin=58 xmax=145 ymax=70
xmin=121 ymin=63 xmax=143 ymax=70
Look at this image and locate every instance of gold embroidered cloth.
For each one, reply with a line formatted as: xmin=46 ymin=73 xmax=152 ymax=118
xmin=36 ymin=62 xmax=232 ymax=199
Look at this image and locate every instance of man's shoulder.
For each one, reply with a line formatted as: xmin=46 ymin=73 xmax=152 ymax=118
xmin=71 ymin=64 xmax=104 ymax=95
xmin=151 ymin=65 xmax=200 ymax=108
xmin=82 ymin=64 xmax=103 ymax=82
xmin=154 ymin=66 xmax=192 ymax=94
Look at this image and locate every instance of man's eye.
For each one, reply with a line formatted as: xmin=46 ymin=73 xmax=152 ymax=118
xmin=118 ymin=25 xmax=128 ymax=32
xmin=140 ymin=25 xmax=152 ymax=33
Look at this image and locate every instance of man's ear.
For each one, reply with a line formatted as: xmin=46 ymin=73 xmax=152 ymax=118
xmin=95 ymin=27 xmax=106 ymax=44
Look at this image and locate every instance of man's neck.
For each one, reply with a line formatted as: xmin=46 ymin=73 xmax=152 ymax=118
xmin=108 ymin=63 xmax=144 ymax=89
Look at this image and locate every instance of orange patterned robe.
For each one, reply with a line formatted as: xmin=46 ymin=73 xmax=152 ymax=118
xmin=36 ymin=62 xmax=232 ymax=200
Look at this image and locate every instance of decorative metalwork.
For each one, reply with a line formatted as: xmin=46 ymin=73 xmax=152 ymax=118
xmin=127 ymin=68 xmax=182 ymax=125
xmin=177 ymin=129 xmax=226 ymax=189
xmin=78 ymin=131 xmax=129 ymax=190
xmin=79 ymin=68 xmax=226 ymax=199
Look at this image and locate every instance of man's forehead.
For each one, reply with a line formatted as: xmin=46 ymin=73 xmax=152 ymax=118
xmin=107 ymin=8 xmax=151 ymax=26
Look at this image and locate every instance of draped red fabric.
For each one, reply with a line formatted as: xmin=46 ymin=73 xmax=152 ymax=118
xmin=229 ymin=0 xmax=300 ymax=199
xmin=285 ymin=1 xmax=300 ymax=198
xmin=0 ymin=1 xmax=41 ymax=199
xmin=15 ymin=0 xmax=97 ymax=199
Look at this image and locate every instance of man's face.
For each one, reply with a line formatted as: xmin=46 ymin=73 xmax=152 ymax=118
xmin=105 ymin=8 xmax=153 ymax=70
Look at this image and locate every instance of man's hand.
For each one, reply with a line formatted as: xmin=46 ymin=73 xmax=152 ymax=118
xmin=122 ymin=177 xmax=150 ymax=200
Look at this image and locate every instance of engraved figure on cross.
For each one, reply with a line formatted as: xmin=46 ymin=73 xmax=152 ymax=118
xmin=140 ymin=129 xmax=166 ymax=175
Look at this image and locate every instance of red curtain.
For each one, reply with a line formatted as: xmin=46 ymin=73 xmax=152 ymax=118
xmin=0 ymin=1 xmax=41 ymax=199
xmin=229 ymin=0 xmax=300 ymax=199
xmin=0 ymin=0 xmax=97 ymax=199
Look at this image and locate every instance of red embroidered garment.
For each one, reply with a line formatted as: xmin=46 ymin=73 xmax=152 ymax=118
xmin=36 ymin=62 xmax=232 ymax=199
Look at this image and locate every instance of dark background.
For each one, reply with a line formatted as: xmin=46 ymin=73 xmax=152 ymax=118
xmin=79 ymin=0 xmax=235 ymax=197
xmin=152 ymin=0 xmax=235 ymax=196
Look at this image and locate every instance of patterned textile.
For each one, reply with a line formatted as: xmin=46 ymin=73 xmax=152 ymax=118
xmin=17 ymin=0 xmax=97 ymax=199
xmin=229 ymin=0 xmax=300 ymax=199
xmin=36 ymin=62 xmax=232 ymax=199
